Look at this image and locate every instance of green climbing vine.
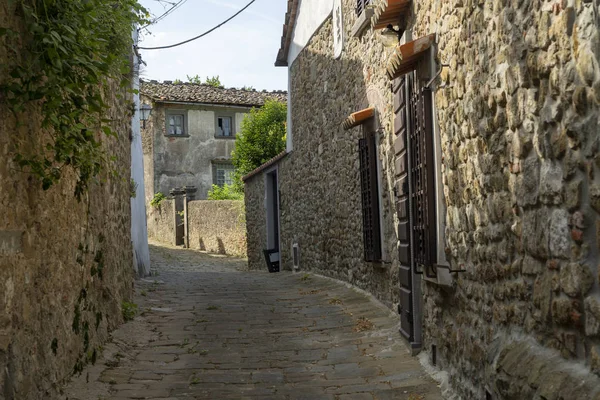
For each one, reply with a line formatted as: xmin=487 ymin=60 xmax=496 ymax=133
xmin=0 ymin=0 xmax=147 ymax=199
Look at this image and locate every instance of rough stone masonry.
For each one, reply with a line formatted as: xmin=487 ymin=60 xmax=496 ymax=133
xmin=245 ymin=0 xmax=600 ymax=398
xmin=0 ymin=1 xmax=135 ymax=398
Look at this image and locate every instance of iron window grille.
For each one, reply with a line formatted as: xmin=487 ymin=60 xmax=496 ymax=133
xmin=408 ymin=84 xmax=437 ymax=271
xmin=213 ymin=164 xmax=235 ymax=187
xmin=356 ymin=0 xmax=372 ymax=16
xmin=359 ymin=132 xmax=382 ymax=262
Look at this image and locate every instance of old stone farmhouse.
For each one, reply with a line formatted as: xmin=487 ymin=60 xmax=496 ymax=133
xmin=140 ymin=80 xmax=286 ymax=203
xmin=244 ymin=0 xmax=600 ymax=398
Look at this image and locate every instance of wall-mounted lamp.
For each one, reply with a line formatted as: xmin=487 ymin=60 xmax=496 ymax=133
xmin=377 ymin=24 xmax=404 ymax=47
xmin=139 ymin=103 xmax=152 ymax=129
xmin=382 ymin=24 xmax=403 ymax=40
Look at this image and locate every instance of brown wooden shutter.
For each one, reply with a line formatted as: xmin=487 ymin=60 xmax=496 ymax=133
xmin=409 ymin=85 xmax=437 ymax=269
xmin=359 ymin=134 xmax=382 ymax=262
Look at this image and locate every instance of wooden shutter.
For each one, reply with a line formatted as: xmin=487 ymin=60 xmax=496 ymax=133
xmin=356 ymin=0 xmax=371 ymax=15
xmin=359 ymin=134 xmax=382 ymax=262
xmin=409 ymin=85 xmax=437 ymax=269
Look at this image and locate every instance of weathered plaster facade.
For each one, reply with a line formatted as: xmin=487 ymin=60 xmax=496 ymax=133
xmin=245 ymin=0 xmax=600 ymax=398
xmin=141 ymin=100 xmax=245 ymax=201
xmin=141 ymin=82 xmax=287 ymax=204
xmin=0 ymin=2 xmax=134 ymax=397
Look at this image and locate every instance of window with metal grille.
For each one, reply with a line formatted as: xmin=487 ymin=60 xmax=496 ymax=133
xmin=359 ymin=132 xmax=382 ymax=262
xmin=356 ymin=0 xmax=372 ymax=15
xmin=408 ymin=84 xmax=437 ymax=270
xmin=213 ymin=164 xmax=234 ymax=187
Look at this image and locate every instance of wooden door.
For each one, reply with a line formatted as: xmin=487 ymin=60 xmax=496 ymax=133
xmin=393 ymin=75 xmax=414 ymax=342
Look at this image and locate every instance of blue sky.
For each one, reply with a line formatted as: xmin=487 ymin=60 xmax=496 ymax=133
xmin=138 ymin=0 xmax=288 ymax=91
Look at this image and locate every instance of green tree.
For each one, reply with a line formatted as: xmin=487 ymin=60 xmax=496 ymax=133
xmin=231 ymin=100 xmax=287 ymax=191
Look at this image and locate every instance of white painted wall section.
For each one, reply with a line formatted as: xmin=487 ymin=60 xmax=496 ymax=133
xmin=286 ymin=0 xmax=334 ymax=152
xmin=131 ymin=28 xmax=151 ymax=277
xmin=287 ymin=0 xmax=333 ymax=66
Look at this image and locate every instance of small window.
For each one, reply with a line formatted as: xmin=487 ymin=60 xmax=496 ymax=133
xmin=356 ymin=0 xmax=372 ymax=16
xmin=217 ymin=116 xmax=233 ymax=137
xmin=358 ymin=130 xmax=382 ymax=262
xmin=166 ymin=111 xmax=186 ymax=135
xmin=213 ymin=164 xmax=235 ymax=187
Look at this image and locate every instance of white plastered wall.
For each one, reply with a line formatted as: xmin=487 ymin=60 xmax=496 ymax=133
xmin=285 ymin=0 xmax=334 ymax=152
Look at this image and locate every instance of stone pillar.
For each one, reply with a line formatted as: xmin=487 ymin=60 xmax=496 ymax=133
xmin=170 ymin=188 xmax=185 ymax=246
xmin=182 ymin=186 xmax=197 ymax=248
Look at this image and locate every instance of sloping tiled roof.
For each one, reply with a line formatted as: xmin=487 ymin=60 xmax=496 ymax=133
xmin=242 ymin=151 xmax=288 ymax=182
xmin=140 ymin=80 xmax=287 ymax=107
xmin=275 ymin=0 xmax=300 ymax=67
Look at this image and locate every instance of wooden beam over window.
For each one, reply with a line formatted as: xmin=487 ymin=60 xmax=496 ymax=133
xmin=342 ymin=107 xmax=375 ymax=130
xmin=386 ymin=33 xmax=436 ymax=80
xmin=372 ymin=0 xmax=411 ymax=30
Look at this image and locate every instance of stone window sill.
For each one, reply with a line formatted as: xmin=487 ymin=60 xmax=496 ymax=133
xmin=214 ymin=135 xmax=236 ymax=140
xmin=351 ymin=8 xmax=374 ymax=38
xmin=164 ymin=134 xmax=190 ymax=138
xmin=422 ymin=264 xmax=455 ymax=287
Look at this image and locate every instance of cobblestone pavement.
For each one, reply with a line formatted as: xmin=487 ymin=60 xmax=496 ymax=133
xmin=62 ymin=242 xmax=443 ymax=400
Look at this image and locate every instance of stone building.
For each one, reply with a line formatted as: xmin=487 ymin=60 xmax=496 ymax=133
xmin=140 ymin=81 xmax=286 ymax=203
xmin=244 ymin=0 xmax=600 ymax=398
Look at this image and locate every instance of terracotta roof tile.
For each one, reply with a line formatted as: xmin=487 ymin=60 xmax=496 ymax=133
xmin=140 ymin=80 xmax=287 ymax=107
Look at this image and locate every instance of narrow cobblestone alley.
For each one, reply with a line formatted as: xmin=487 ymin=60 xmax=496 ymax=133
xmin=61 ymin=243 xmax=442 ymax=400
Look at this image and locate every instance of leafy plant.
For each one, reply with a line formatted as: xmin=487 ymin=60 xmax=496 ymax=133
xmin=186 ymin=74 xmax=202 ymax=84
xmin=121 ymin=301 xmax=137 ymax=321
xmin=186 ymin=74 xmax=223 ymax=88
xmin=207 ymin=184 xmax=243 ymax=200
xmin=204 ymin=75 xmax=222 ymax=88
xmin=130 ymin=178 xmax=138 ymax=198
xmin=150 ymin=192 xmax=166 ymax=207
xmin=1 ymin=0 xmax=148 ymax=199
xmin=231 ymin=100 xmax=287 ymax=191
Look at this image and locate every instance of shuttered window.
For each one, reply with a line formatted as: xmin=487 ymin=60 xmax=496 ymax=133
xmin=356 ymin=0 xmax=372 ymax=16
xmin=409 ymin=85 xmax=437 ymax=269
xmin=359 ymin=133 xmax=382 ymax=262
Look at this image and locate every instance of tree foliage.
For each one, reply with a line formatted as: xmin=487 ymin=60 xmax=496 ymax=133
xmin=1 ymin=0 xmax=147 ymax=199
xmin=231 ymin=100 xmax=287 ymax=190
xmin=207 ymin=184 xmax=243 ymax=200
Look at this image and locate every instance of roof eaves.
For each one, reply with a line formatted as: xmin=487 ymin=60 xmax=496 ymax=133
xmin=275 ymin=0 xmax=299 ymax=67
xmin=242 ymin=151 xmax=288 ymax=182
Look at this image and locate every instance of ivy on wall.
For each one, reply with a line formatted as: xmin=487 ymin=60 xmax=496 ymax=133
xmin=0 ymin=0 xmax=147 ymax=199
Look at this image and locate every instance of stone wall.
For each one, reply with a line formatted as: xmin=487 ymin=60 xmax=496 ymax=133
xmin=245 ymin=1 xmax=401 ymax=310
xmin=187 ymin=200 xmax=246 ymax=258
xmin=141 ymin=98 xmax=247 ymax=202
xmin=0 ymin=2 xmax=134 ymax=398
xmin=147 ymin=198 xmax=246 ymax=258
xmin=245 ymin=0 xmax=600 ymax=398
xmin=147 ymin=199 xmax=176 ymax=245
xmin=244 ymin=174 xmax=267 ymax=271
xmin=408 ymin=0 xmax=600 ymax=398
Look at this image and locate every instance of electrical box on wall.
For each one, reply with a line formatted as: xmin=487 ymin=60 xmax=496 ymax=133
xmin=292 ymin=243 xmax=300 ymax=270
